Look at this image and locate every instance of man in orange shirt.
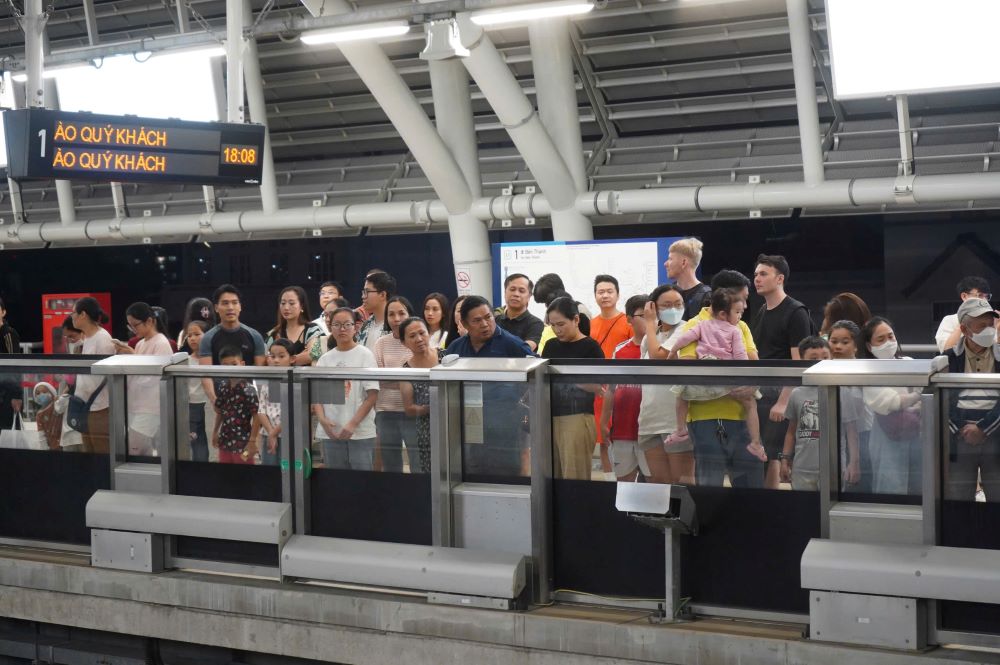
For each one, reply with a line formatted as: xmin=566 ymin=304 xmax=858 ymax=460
xmin=590 ymin=275 xmax=634 ymax=474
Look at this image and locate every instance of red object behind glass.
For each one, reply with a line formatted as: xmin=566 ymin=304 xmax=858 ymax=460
xmin=42 ymin=292 xmax=113 ymax=354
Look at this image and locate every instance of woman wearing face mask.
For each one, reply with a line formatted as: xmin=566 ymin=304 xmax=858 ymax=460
xmin=861 ymin=316 xmax=922 ymax=495
xmin=373 ymin=296 xmax=419 ymax=473
xmin=637 ymin=284 xmax=694 ymax=483
xmin=33 ymin=382 xmax=61 ymax=449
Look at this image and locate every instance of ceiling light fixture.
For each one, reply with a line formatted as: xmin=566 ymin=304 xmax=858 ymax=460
xmin=470 ymin=0 xmax=595 ymax=26
xmin=300 ymin=21 xmax=411 ymax=45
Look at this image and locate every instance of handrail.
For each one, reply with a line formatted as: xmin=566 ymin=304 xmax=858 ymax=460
xmin=546 ymin=359 xmax=812 ymax=381
xmin=164 ymin=365 xmax=294 ymax=380
xmin=293 ymin=366 xmax=431 ymax=382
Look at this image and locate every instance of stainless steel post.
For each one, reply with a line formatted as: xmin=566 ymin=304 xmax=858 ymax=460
xmin=528 ymin=365 xmax=553 ymax=604
xmin=818 ymin=384 xmax=840 ymax=538
xmin=292 ymin=380 xmax=311 ymax=534
xmin=896 ymin=94 xmax=914 ymax=176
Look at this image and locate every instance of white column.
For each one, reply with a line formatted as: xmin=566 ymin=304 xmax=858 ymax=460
xmin=242 ymin=0 xmax=279 ymax=214
xmin=457 ymin=15 xmax=592 ymax=240
xmin=226 ymin=0 xmax=245 ymax=123
xmin=429 ymin=58 xmax=491 ymax=297
xmin=786 ymin=0 xmax=824 ymax=185
xmin=529 ymin=18 xmax=586 ymax=191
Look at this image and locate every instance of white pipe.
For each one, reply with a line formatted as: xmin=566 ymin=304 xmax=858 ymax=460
xmin=428 ymin=59 xmax=482 ymax=197
xmin=456 ymin=14 xmax=592 ymax=241
xmin=5 ymin=172 xmax=1000 ymax=247
xmin=429 ymin=58 xmax=491 ymax=297
xmin=786 ymin=0 xmax=824 ymax=185
xmin=226 ymin=0 xmax=245 ymax=123
xmin=308 ymin=0 xmax=474 ymax=217
xmin=529 ymin=18 xmax=587 ymax=192
xmin=242 ymin=0 xmax=279 ymax=214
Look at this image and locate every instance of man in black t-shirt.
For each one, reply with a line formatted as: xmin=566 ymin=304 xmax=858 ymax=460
xmin=496 ymin=273 xmax=544 ymax=351
xmin=750 ymin=254 xmax=814 ymax=489
xmin=666 ymin=238 xmax=712 ymax=320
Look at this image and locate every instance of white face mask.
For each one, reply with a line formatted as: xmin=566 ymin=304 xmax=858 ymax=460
xmin=66 ymin=341 xmax=82 ymax=354
xmin=869 ymin=339 xmax=898 ymax=359
xmin=658 ymin=307 xmax=683 ymax=326
xmin=971 ymin=326 xmax=998 ymax=348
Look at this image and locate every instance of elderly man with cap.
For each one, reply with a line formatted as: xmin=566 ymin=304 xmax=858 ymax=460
xmin=943 ymin=297 xmax=1000 ymax=502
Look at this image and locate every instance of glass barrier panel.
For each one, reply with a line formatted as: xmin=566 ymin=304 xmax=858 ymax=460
xmin=460 ymin=380 xmax=530 ymax=485
xmin=0 ymin=367 xmax=111 ymax=544
xmin=939 ymin=385 xmax=1000 ymax=634
xmin=124 ymin=374 xmax=163 ymax=463
xmin=839 ymin=385 xmax=924 ymax=504
xmin=171 ymin=372 xmax=283 ymax=566
xmin=307 ymin=375 xmax=431 ymax=545
xmin=550 ymin=373 xmax=821 ymax=613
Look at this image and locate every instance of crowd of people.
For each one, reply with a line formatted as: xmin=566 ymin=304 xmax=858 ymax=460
xmin=1 ymin=238 xmax=998 ymax=501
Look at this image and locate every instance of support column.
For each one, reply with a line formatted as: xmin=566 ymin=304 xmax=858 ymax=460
xmin=456 ymin=15 xmax=592 ymax=240
xmin=786 ymin=0 xmax=825 ymax=185
xmin=23 ymin=0 xmax=44 ymax=109
xmin=242 ymin=0 xmax=279 ymax=214
xmin=303 ymin=0 xmax=491 ymax=297
xmin=226 ymin=0 xmax=245 ymax=123
xmin=41 ymin=35 xmax=77 ymax=225
xmin=896 ymin=95 xmax=914 ymax=176
xmin=529 ymin=19 xmax=586 ymax=191
xmin=428 ymin=58 xmax=490 ymax=297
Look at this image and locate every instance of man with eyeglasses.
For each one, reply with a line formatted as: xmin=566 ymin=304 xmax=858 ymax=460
xmin=312 ymin=281 xmax=344 ymax=334
xmin=357 ymin=271 xmax=396 ymax=352
xmin=936 ymin=276 xmax=996 ymax=353
xmin=446 ymin=296 xmax=535 ymax=478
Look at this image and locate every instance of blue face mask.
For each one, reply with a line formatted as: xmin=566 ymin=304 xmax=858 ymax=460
xmin=35 ymin=393 xmax=53 ymax=408
xmin=658 ymin=307 xmax=684 ymax=326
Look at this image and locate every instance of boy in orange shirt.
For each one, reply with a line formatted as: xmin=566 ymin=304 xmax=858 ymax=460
xmin=589 ymin=275 xmax=633 ymax=474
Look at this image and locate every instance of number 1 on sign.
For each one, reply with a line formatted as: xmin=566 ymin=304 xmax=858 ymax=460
xmin=38 ymin=129 xmax=46 ymax=158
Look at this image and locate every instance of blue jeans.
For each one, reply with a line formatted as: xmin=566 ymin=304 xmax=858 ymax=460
xmin=869 ymin=418 xmax=922 ymax=495
xmin=375 ymin=411 xmax=418 ymax=473
xmin=689 ymin=418 xmax=765 ymax=488
xmin=189 ymin=403 xmax=208 ymax=462
xmin=321 ymin=437 xmax=376 ymax=471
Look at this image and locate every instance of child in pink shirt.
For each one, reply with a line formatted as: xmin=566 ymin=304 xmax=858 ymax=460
xmin=668 ymin=288 xmax=767 ymax=462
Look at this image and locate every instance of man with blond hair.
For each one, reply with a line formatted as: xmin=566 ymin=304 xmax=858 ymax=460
xmin=666 ymin=237 xmax=711 ymax=320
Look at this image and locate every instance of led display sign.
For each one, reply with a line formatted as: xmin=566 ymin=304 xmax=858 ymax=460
xmin=2 ymin=109 xmax=265 ymax=186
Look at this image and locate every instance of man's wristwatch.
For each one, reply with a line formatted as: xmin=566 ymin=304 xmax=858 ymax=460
xmin=776 ymin=452 xmax=793 ymax=461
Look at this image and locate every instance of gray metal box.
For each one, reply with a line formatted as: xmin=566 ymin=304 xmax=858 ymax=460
xmin=810 ymin=590 xmax=926 ymax=650
xmin=91 ymin=529 xmax=164 ymax=573
xmin=113 ymin=462 xmax=162 ymax=494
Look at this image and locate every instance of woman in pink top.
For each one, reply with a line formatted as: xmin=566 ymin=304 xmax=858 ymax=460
xmin=373 ymin=296 xmax=418 ymax=473
xmin=668 ymin=289 xmax=767 ymax=462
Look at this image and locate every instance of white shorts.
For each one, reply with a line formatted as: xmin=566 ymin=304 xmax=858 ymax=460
xmin=609 ymin=439 xmax=652 ymax=478
xmin=129 ymin=412 xmax=160 ymax=437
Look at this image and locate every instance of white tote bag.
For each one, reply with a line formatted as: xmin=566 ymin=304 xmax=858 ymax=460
xmin=0 ymin=413 xmax=29 ymax=449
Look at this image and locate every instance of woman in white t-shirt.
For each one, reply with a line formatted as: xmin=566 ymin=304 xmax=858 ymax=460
xmin=637 ymin=285 xmax=691 ymax=484
xmin=312 ymin=307 xmax=379 ymax=470
xmin=373 ymin=296 xmax=418 ymax=473
xmin=114 ymin=302 xmax=173 ymax=456
xmin=70 ymin=297 xmax=116 ymax=454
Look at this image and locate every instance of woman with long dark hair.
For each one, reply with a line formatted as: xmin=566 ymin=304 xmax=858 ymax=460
xmin=70 ymin=297 xmax=115 ymax=453
xmin=115 ymin=302 xmax=173 ymax=456
xmin=541 ymin=297 xmax=605 ymax=479
xmin=267 ymin=286 xmax=322 ymax=366
xmin=861 ymin=316 xmax=922 ymax=495
xmin=373 ymin=295 xmax=419 ymax=472
xmin=422 ymin=292 xmax=451 ymax=349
